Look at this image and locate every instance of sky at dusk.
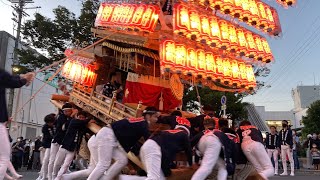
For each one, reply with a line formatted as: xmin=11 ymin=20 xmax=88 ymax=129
xmin=1 ymin=0 xmax=320 ymax=111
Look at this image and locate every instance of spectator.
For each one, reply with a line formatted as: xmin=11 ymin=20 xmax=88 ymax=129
xmin=12 ymin=137 xmax=24 ymax=170
xmin=100 ymin=72 xmax=123 ymax=102
xmin=311 ymin=144 xmax=320 ymax=170
xmin=32 ymin=136 xmax=42 ymax=170
xmin=23 ymin=139 xmax=31 ymax=167
xmin=292 ymin=130 xmax=300 ymax=169
xmin=304 ymin=134 xmax=316 ymax=169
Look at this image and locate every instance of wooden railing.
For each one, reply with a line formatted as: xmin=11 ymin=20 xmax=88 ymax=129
xmin=70 ymin=85 xmax=142 ymax=124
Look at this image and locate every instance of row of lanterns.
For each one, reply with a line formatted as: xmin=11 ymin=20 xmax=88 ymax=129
xmin=160 ymin=40 xmax=256 ymax=90
xmin=61 ymin=59 xmax=96 ymax=87
xmin=195 ymin=0 xmax=281 ymax=35
xmin=173 ymin=3 xmax=273 ymax=63
xmin=95 ymin=3 xmax=160 ymax=33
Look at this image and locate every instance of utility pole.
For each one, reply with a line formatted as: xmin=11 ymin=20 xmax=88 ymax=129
xmin=7 ymin=0 xmax=39 ymax=118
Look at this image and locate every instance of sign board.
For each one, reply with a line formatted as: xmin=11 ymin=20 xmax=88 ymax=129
xmin=221 ymin=95 xmax=227 ymax=105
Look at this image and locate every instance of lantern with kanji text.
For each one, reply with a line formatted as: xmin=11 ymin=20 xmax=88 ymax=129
xmin=248 ymin=0 xmax=260 ymax=25
xmin=214 ymin=56 xmax=224 ymax=82
xmin=188 ymin=8 xmax=201 ymax=40
xmin=175 ymin=43 xmax=187 ymax=73
xmin=228 ymin=24 xmax=239 ymax=53
xmin=173 ymin=3 xmax=190 ymax=35
xmin=238 ymin=61 xmax=248 ymax=88
xmin=261 ymin=38 xmax=273 ymax=63
xmin=130 ymin=4 xmax=147 ymax=30
xmin=257 ymin=1 xmax=268 ymax=29
xmin=222 ymin=58 xmax=232 ymax=84
xmin=186 ymin=47 xmax=198 ymax=75
xmin=205 ymin=52 xmax=216 ymax=79
xmin=220 ymin=0 xmax=235 ymax=14
xmin=196 ymin=49 xmax=206 ymax=77
xmin=231 ymin=60 xmax=240 ymax=86
xmin=219 ymin=20 xmax=230 ymax=50
xmin=254 ymin=35 xmax=265 ymax=61
xmin=199 ymin=14 xmax=211 ymax=44
xmin=208 ymin=16 xmax=221 ymax=47
xmin=139 ymin=4 xmax=160 ymax=32
xmin=244 ymin=30 xmax=258 ymax=58
xmin=246 ymin=64 xmax=256 ymax=90
xmin=160 ymin=40 xmax=176 ymax=72
xmin=236 ymin=28 xmax=248 ymax=56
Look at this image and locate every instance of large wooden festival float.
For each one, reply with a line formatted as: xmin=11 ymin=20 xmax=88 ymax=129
xmin=49 ymin=0 xmax=296 ymax=179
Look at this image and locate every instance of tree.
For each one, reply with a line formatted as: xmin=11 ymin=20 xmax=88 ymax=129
xmin=302 ymin=100 xmax=320 ymax=137
xmin=18 ymin=0 xmax=100 ymax=71
xmin=183 ymin=86 xmax=248 ymax=120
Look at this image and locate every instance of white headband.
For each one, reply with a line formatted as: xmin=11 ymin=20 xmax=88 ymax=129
xmin=175 ymin=125 xmax=190 ymax=137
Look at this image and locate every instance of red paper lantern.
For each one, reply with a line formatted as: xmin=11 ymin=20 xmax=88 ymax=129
xmin=214 ymin=56 xmax=224 ymax=82
xmin=140 ymin=4 xmax=160 ymax=32
xmin=248 ymin=0 xmax=260 ymax=25
xmin=222 ymin=58 xmax=232 ymax=84
xmin=219 ymin=20 xmax=230 ymax=50
xmin=99 ymin=3 xmax=116 ymax=26
xmin=175 ymin=43 xmax=187 ymax=73
xmin=254 ymin=35 xmax=265 ymax=61
xmin=244 ymin=30 xmax=257 ymax=58
xmin=238 ymin=61 xmax=248 ymax=88
xmin=240 ymin=0 xmax=251 ymax=22
xmin=228 ymin=24 xmax=239 ymax=53
xmin=160 ymin=40 xmax=176 ymax=72
xmin=131 ymin=4 xmax=147 ymax=30
xmin=205 ymin=52 xmax=216 ymax=79
xmin=196 ymin=49 xmax=206 ymax=77
xmin=231 ymin=60 xmax=240 ymax=86
xmin=261 ymin=38 xmax=274 ymax=63
xmin=110 ymin=4 xmax=123 ymax=25
xmin=220 ymin=0 xmax=235 ymax=14
xmin=186 ymin=47 xmax=198 ymax=75
xmin=188 ymin=8 xmax=201 ymax=40
xmin=199 ymin=14 xmax=211 ymax=44
xmin=236 ymin=28 xmax=248 ymax=56
xmin=257 ymin=1 xmax=268 ymax=29
xmin=173 ymin=3 xmax=190 ymax=35
xmin=246 ymin=64 xmax=256 ymax=90
xmin=208 ymin=16 xmax=221 ymax=47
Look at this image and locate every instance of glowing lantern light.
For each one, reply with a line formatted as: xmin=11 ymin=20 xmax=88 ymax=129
xmin=205 ymin=52 xmax=216 ymax=79
xmin=236 ymin=28 xmax=248 ymax=56
xmin=265 ymin=6 xmax=275 ymax=32
xmin=238 ymin=62 xmax=248 ymax=88
xmin=254 ymin=35 xmax=265 ymax=61
xmin=118 ymin=4 xmax=130 ymax=25
xmin=208 ymin=16 xmax=221 ymax=47
xmin=215 ymin=56 xmax=224 ymax=82
xmin=261 ymin=38 xmax=273 ymax=63
xmin=160 ymin=40 xmax=176 ymax=72
xmin=188 ymin=8 xmax=201 ymax=40
xmin=257 ymin=2 xmax=268 ymax=29
xmin=233 ymin=0 xmax=243 ymax=18
xmin=248 ymin=0 xmax=259 ymax=25
xmin=131 ymin=4 xmax=147 ymax=30
xmin=100 ymin=3 xmax=116 ymax=26
xmin=231 ymin=60 xmax=240 ymax=86
xmin=276 ymin=0 xmax=297 ymax=8
xmin=200 ymin=14 xmax=211 ymax=44
xmin=246 ymin=64 xmax=256 ymax=90
xmin=140 ymin=5 xmax=160 ymax=32
xmin=110 ymin=4 xmax=123 ymax=25
xmin=240 ymin=0 xmax=251 ymax=22
xmin=219 ymin=20 xmax=230 ymax=50
xmin=175 ymin=43 xmax=187 ymax=73
xmin=244 ymin=30 xmax=257 ymax=58
xmin=196 ymin=49 xmax=206 ymax=77
xmin=228 ymin=24 xmax=239 ymax=53
xmin=209 ymin=0 xmax=221 ymax=10
xmin=173 ymin=3 xmax=190 ymax=35
xmin=186 ymin=47 xmax=198 ymax=75
xmin=222 ymin=58 xmax=232 ymax=84
xmin=220 ymin=0 xmax=235 ymax=14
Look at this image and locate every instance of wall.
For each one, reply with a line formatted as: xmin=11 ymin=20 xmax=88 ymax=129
xmin=292 ymin=86 xmax=320 ymax=110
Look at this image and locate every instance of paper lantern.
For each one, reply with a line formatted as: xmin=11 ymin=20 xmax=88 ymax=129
xmin=140 ymin=5 xmax=160 ymax=32
xmin=257 ymin=2 xmax=268 ymax=29
xmin=99 ymin=3 xmax=115 ymax=26
xmin=261 ymin=38 xmax=273 ymax=63
xmin=236 ymin=28 xmax=248 ymax=56
xmin=110 ymin=4 xmax=123 ymax=25
xmin=200 ymin=14 xmax=211 ymax=43
xmin=220 ymin=0 xmax=235 ymax=14
xmin=209 ymin=0 xmax=221 ymax=10
xmin=120 ymin=4 xmax=137 ymax=27
xmin=238 ymin=61 xmax=248 ymax=88
xmin=188 ymin=8 xmax=201 ymax=40
xmin=173 ymin=3 xmax=190 ymax=35
xmin=208 ymin=16 xmax=221 ymax=47
xmin=214 ymin=56 xmax=224 ymax=82
xmin=240 ymin=0 xmax=251 ymax=22
xmin=244 ymin=30 xmax=257 ymax=58
xmin=228 ymin=24 xmax=239 ymax=53
xmin=186 ymin=47 xmax=198 ymax=75
xmin=231 ymin=60 xmax=240 ymax=86
xmin=233 ymin=0 xmax=243 ymax=18
xmin=222 ymin=58 xmax=232 ymax=84
xmin=246 ymin=64 xmax=256 ymax=90
xmin=254 ymin=35 xmax=265 ymax=61
xmin=219 ymin=20 xmax=230 ymax=50
xmin=265 ymin=6 xmax=275 ymax=32
xmin=205 ymin=52 xmax=216 ymax=79
xmin=82 ymin=64 xmax=96 ymax=87
xmin=160 ymin=40 xmax=176 ymax=72
xmin=196 ymin=49 xmax=206 ymax=77
xmin=175 ymin=43 xmax=187 ymax=73
xmin=248 ymin=0 xmax=259 ymax=25
xmin=131 ymin=4 xmax=147 ymax=30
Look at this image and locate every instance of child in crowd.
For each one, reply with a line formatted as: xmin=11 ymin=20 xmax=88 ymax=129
xmin=311 ymin=143 xmax=320 ymax=170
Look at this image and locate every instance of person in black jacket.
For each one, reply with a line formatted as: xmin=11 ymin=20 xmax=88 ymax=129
xmin=265 ymin=126 xmax=280 ymax=175
xmin=48 ymin=103 xmax=76 ymax=180
xmin=278 ymin=120 xmax=294 ymax=176
xmin=53 ymin=111 xmax=93 ymax=180
xmin=237 ymin=120 xmax=274 ymax=180
xmin=0 ymin=69 xmax=34 ymax=180
xmin=138 ymin=125 xmax=193 ymax=180
xmin=37 ymin=114 xmax=56 ymax=180
xmin=87 ymin=106 xmax=160 ymax=180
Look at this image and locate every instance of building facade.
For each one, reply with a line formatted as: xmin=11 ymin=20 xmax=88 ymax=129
xmin=0 ymin=31 xmax=57 ymax=141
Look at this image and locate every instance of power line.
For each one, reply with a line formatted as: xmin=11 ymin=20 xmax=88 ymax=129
xmin=0 ymin=0 xmax=10 ymax=6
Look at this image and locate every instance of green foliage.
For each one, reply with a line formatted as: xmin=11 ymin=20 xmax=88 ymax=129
xmin=302 ymin=100 xmax=320 ymax=137
xmin=183 ymin=86 xmax=248 ymax=120
xmin=18 ymin=0 xmax=100 ymax=70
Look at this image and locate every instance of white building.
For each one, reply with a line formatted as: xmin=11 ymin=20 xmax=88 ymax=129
xmin=291 ymin=85 xmax=320 ymax=128
xmin=0 ymin=31 xmax=57 ymax=141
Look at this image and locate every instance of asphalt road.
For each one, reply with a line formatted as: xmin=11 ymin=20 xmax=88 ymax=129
xmin=18 ymin=171 xmax=320 ymax=180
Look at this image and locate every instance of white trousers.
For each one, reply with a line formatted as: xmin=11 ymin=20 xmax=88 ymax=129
xmin=0 ymin=123 xmax=10 ymax=180
xmin=39 ymin=148 xmax=51 ymax=179
xmin=242 ymin=140 xmax=274 ymax=179
xmin=280 ymin=145 xmax=294 ymax=174
xmin=267 ymin=149 xmax=278 ymax=174
xmin=53 ymin=147 xmax=75 ymax=180
xmin=88 ymin=127 xmax=128 ymax=180
xmin=48 ymin=143 xmax=60 ymax=180
xmin=306 ymin=148 xmax=312 ymax=169
xmin=192 ymin=135 xmax=227 ymax=180
xmin=62 ymin=135 xmax=98 ymax=180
